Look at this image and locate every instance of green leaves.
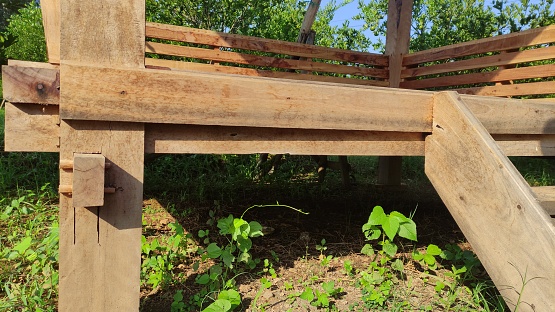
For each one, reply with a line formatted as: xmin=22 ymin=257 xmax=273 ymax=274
xmin=363 ymin=206 xmax=417 ymax=243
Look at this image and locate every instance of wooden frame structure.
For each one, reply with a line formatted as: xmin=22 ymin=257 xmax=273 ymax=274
xmin=2 ymin=0 xmax=554 ymax=311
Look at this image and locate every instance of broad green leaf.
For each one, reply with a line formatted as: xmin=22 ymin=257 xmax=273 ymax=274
xmin=218 ymin=289 xmax=241 ymax=309
xmin=382 ymin=240 xmax=398 ymax=258
xmin=321 ymin=281 xmax=335 ymax=294
xmin=222 ymin=249 xmax=235 ymax=268
xmin=236 ymin=236 xmax=252 ymax=253
xmin=368 ymin=206 xmax=386 ymax=225
xmin=398 ymin=219 xmax=418 ymax=241
xmin=196 ymin=274 xmax=210 ymax=285
xmin=317 ymin=290 xmax=329 ymax=307
xmin=390 ymin=211 xmax=410 ymax=223
xmin=13 ymin=237 xmax=32 ymax=254
xmin=300 ymin=287 xmax=314 ymax=302
xmin=238 ymin=251 xmax=251 ymax=263
xmin=217 ymin=214 xmax=234 ymax=235
xmin=381 ymin=216 xmax=400 ymax=241
xmin=363 ymin=224 xmax=381 ymax=241
xmin=248 ymin=221 xmax=263 ymax=237
xmin=361 ymin=244 xmax=374 ymax=256
xmin=202 ymin=298 xmax=232 ymax=312
xmin=391 ymin=259 xmax=404 ymax=272
xmin=206 ymin=243 xmax=222 ymax=259
xmin=427 ymin=244 xmax=442 ymax=256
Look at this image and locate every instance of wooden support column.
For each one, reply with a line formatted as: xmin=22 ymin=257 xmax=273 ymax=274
xmin=378 ymin=0 xmax=413 ymax=185
xmin=40 ymin=0 xmax=60 ymax=64
xmin=58 ymin=1 xmax=145 ymax=311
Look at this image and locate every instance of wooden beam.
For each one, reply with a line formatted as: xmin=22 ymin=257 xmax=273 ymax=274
xmin=454 ymin=81 xmax=555 ymax=97
xmin=400 ymin=64 xmax=555 ymax=89
xmin=379 ymin=0 xmax=414 ymax=185
xmin=297 ymin=0 xmax=321 ymax=42
xmin=145 ymin=58 xmax=389 ymax=87
xmin=425 ymin=92 xmax=555 ymax=312
xmin=404 ymin=25 xmax=555 ymax=66
xmin=532 ymin=186 xmax=555 ymax=215
xmin=3 ymin=102 xmax=60 ymax=152
xmin=40 ymin=0 xmax=60 ymax=64
xmin=401 ymin=46 xmax=555 ymax=78
xmin=145 ymin=42 xmax=388 ymax=78
xmin=146 ymin=22 xmax=388 ymax=67
xmin=493 ymin=134 xmax=555 ymax=156
xmin=2 ymin=64 xmax=59 ymax=105
xmin=144 ymin=124 xmax=425 ymax=155
xmin=58 ymin=0 xmax=145 ymax=310
xmin=60 ymin=64 xmax=433 ymax=133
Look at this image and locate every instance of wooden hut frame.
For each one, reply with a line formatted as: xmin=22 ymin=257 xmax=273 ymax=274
xmin=2 ymin=0 xmax=554 ymax=311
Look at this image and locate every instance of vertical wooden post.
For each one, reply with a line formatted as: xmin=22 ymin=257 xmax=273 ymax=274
xmin=58 ymin=1 xmax=145 ymax=311
xmin=40 ymin=0 xmax=60 ymax=64
xmin=377 ymin=0 xmax=413 ymax=185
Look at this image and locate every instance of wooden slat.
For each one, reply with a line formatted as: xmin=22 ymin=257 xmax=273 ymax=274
xmin=2 ymin=65 xmax=59 ymax=105
xmin=402 ymin=46 xmax=555 ymax=79
xmin=144 ymin=124 xmax=425 ymax=155
xmin=145 ymin=22 xmax=388 ymax=67
xmin=455 ymin=80 xmax=555 ymax=97
xmin=145 ymin=42 xmax=388 ymax=78
xmin=404 ymin=25 xmax=555 ymax=66
xmin=40 ymin=0 xmax=60 ymax=64
xmin=425 ymin=92 xmax=555 ymax=312
xmin=60 ymin=64 xmax=433 ymax=132
xmin=462 ymin=96 xmax=555 ymax=135
xmin=4 ymin=102 xmax=60 ymax=152
xmin=401 ymin=64 xmax=555 ymax=89
xmin=58 ymin=0 xmax=145 ymax=311
xmin=532 ymin=186 xmax=555 ymax=215
xmin=72 ymin=154 xmax=106 ymax=207
xmin=145 ymin=58 xmax=389 ymax=87
xmin=493 ymin=134 xmax=555 ymax=156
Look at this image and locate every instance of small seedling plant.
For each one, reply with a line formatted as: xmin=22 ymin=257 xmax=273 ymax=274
xmin=358 ymin=206 xmax=417 ymax=309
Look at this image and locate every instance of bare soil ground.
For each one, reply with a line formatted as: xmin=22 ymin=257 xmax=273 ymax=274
xmin=139 ymin=158 xmax=498 ymax=311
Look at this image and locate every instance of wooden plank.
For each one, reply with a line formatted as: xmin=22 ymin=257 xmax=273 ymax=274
xmin=145 ymin=22 xmax=389 ymax=67
xmin=404 ymin=25 xmax=555 ymax=66
xmin=60 ymin=1 xmax=145 ymax=68
xmin=145 ymin=42 xmax=388 ymax=78
xmin=380 ymin=0 xmax=413 ymax=185
xmin=60 ymin=64 xmax=433 ymax=132
xmin=145 ymin=58 xmax=389 ymax=87
xmin=144 ymin=124 xmax=425 ymax=155
xmin=40 ymin=0 xmax=61 ymax=64
xmin=401 ymin=64 xmax=555 ymax=89
xmin=532 ymin=186 xmax=555 ymax=215
xmin=493 ymin=134 xmax=555 ymax=156
xmin=401 ymin=46 xmax=555 ymax=78
xmin=462 ymin=96 xmax=555 ymax=135
xmin=455 ymin=80 xmax=555 ymax=97
xmin=297 ymin=0 xmax=321 ymax=42
xmin=425 ymin=92 xmax=555 ymax=312
xmin=4 ymin=102 xmax=59 ymax=152
xmin=58 ymin=0 xmax=145 ymax=311
xmin=72 ymin=154 xmax=106 ymax=207
xmin=2 ymin=65 xmax=60 ymax=105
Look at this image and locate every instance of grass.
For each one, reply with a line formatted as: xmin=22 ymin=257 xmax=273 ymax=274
xmin=1 ymin=104 xmax=554 ymax=310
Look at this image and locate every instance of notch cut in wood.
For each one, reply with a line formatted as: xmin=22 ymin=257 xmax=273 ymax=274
xmin=71 ymin=154 xmax=106 ymax=207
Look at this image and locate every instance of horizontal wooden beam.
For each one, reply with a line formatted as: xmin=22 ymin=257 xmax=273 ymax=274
xmin=2 ymin=64 xmax=59 ymax=105
xmin=60 ymin=63 xmax=433 ymax=132
xmin=4 ymin=102 xmax=60 ymax=152
xmin=404 ymin=25 xmax=555 ymax=65
xmin=146 ymin=42 xmax=388 ymax=78
xmin=144 ymin=124 xmax=425 ymax=155
xmin=145 ymin=22 xmax=388 ymax=67
xmin=401 ymin=64 xmax=555 ymax=89
xmin=145 ymin=58 xmax=389 ymax=87
xmin=401 ymin=46 xmax=555 ymax=78
xmin=532 ymin=186 xmax=555 ymax=215
xmin=455 ymin=80 xmax=555 ymax=97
